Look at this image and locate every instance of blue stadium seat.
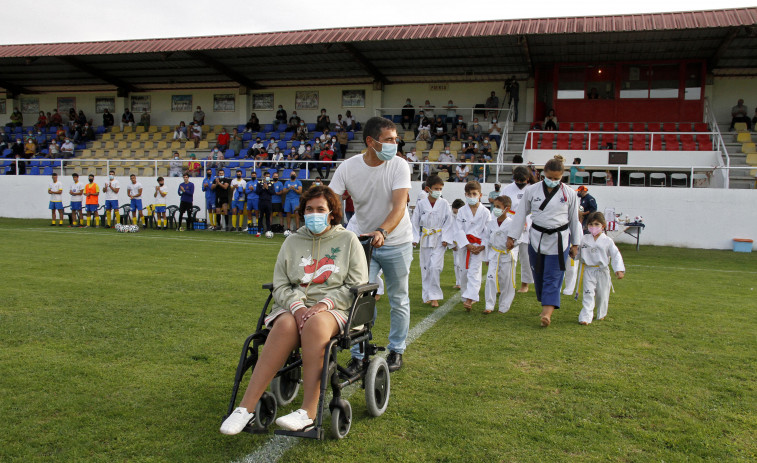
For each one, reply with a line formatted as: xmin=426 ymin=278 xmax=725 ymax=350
xmin=263 ymin=124 xmax=274 ymax=132
xmin=237 ymin=168 xmax=246 ymax=177
xmin=30 ymin=160 xmax=42 ymax=168
xmin=3 ymin=149 xmax=11 ymax=158
xmin=313 ymin=131 xmax=323 ymax=140
xmin=30 ymin=166 xmax=40 ymax=175
xmin=242 ymin=132 xmax=252 ymax=141
xmin=347 ymin=132 xmax=355 ymax=141
xmin=242 ymin=160 xmax=255 ymax=169
xmin=255 ymin=168 xmax=263 ymax=177
xmin=220 ymin=167 xmax=231 ymax=177
xmin=392 ymin=115 xmax=402 ymax=123
xmin=297 ymin=169 xmax=308 ymax=179
xmin=3 ymin=166 xmax=10 ymax=175
xmin=267 ymin=168 xmax=278 ymax=176
xmin=282 ymin=169 xmax=293 ymax=178
xmin=225 ymin=149 xmax=236 ymax=159
xmin=228 ymin=161 xmax=239 ymax=168
xmin=42 ymin=166 xmax=53 ymax=175
xmin=13 ymin=127 xmax=22 ymax=134
xmin=237 ymin=125 xmax=246 ymax=132
xmin=277 ymin=141 xmax=287 ymax=150
xmin=292 ymin=141 xmax=301 ymax=148
xmin=277 ymin=123 xmax=287 ymax=132
xmin=239 ymin=149 xmax=249 ymax=159
xmin=383 ymin=115 xmax=392 ymax=120
xmin=282 ymin=132 xmax=293 ymax=141
xmin=48 ymin=126 xmax=57 ymax=134
xmin=307 ymin=123 xmax=316 ymax=131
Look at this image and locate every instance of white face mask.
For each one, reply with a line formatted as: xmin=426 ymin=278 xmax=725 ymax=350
xmin=429 ymin=190 xmax=442 ymax=199
xmin=492 ymin=207 xmax=504 ymax=217
xmin=465 ymin=195 xmax=479 ymax=206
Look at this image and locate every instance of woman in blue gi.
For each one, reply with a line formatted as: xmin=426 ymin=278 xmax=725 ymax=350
xmin=506 ymin=155 xmax=582 ymax=327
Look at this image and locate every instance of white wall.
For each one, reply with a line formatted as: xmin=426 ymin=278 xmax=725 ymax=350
xmin=408 ymin=181 xmax=757 ymax=251
xmin=523 ymin=150 xmax=721 ymax=168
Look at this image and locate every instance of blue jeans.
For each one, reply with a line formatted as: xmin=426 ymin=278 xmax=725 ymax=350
xmin=352 ymin=242 xmax=413 ymax=359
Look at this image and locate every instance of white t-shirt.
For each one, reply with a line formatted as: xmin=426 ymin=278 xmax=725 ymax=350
xmin=103 ymin=179 xmax=120 ymax=201
xmin=70 ymin=181 xmax=85 ymax=202
xmin=329 ymin=153 xmax=412 ymax=246
xmin=154 ymin=185 xmax=168 ymax=206
xmin=127 ymin=182 xmax=143 ymax=199
xmin=48 ymin=181 xmax=63 ymax=202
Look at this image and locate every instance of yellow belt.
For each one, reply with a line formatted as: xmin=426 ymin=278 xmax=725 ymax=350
xmin=422 ymin=227 xmax=441 ymax=239
xmin=491 ymin=246 xmax=516 ymax=292
xmin=576 ymin=263 xmax=613 ymax=297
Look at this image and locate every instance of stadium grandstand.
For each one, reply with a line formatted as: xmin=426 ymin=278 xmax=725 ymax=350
xmin=1 ymin=7 xmax=756 ymax=247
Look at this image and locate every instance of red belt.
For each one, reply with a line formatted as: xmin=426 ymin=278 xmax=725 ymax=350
xmin=465 ymin=234 xmax=482 ymax=269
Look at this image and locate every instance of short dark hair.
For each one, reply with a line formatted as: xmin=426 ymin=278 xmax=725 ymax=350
xmin=72 ymin=173 xmax=79 ymax=177
xmin=130 ymin=174 xmax=136 ymax=178
xmin=464 ymin=180 xmax=482 ymax=194
xmin=109 ymin=170 xmax=115 ymax=175
xmin=298 ymin=185 xmax=343 ymax=225
xmin=451 ymin=199 xmax=465 ymax=210
xmin=494 ymin=195 xmax=512 ymax=210
xmin=157 ymin=176 xmax=164 ymax=182
xmin=425 ymin=174 xmax=444 ymax=188
xmin=585 ymin=211 xmax=606 ymax=229
xmin=512 ymin=166 xmax=530 ymax=182
xmin=363 ymin=116 xmax=397 ymax=145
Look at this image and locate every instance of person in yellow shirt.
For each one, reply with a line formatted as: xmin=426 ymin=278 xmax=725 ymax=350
xmin=84 ymin=174 xmax=101 ymax=227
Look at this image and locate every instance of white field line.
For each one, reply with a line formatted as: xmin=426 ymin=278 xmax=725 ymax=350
xmin=234 ymin=291 xmax=462 ymax=463
xmin=625 ymin=264 xmax=757 ymax=275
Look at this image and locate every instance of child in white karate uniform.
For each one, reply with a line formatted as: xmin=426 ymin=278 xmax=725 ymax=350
xmin=483 ymin=195 xmax=519 ymax=314
xmin=450 ymin=199 xmax=465 ymax=289
xmin=455 ymin=181 xmax=491 ymax=311
xmin=411 ymin=175 xmax=454 ymax=307
xmin=578 ymin=212 xmax=625 ymax=324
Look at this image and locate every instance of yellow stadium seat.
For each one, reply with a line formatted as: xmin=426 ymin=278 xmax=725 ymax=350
xmin=135 ymin=126 xmax=145 ymax=133
xmin=437 ymin=171 xmax=449 ymax=181
xmin=133 ymin=149 xmax=145 ymax=159
xmin=416 ymin=140 xmax=428 ymax=152
xmin=206 ymin=132 xmax=216 ymax=141
xmin=171 ymin=141 xmax=182 ymax=149
xmin=156 ymin=141 xmax=167 ymax=150
xmin=91 ymin=141 xmax=103 ymax=150
xmin=126 ymin=133 xmax=137 ymax=141
xmin=734 ymin=122 xmax=748 ymax=132
xmin=151 ymin=133 xmax=164 ymax=141
xmin=427 ymin=150 xmax=440 ymax=162
xmin=198 ymin=140 xmax=209 ymax=150
xmin=113 ymin=133 xmax=125 ymax=141
xmin=431 ymin=139 xmax=444 ymax=150
xmin=450 ymin=151 xmax=458 ymax=159
xmin=736 ymin=132 xmax=752 ymax=143
xmin=490 ymin=141 xmax=498 ymax=152
xmin=142 ymin=142 xmax=154 ymax=151
xmin=201 ymin=125 xmax=209 ymax=132
xmin=114 ymin=167 xmax=125 ymax=177
xmin=161 ymin=125 xmax=171 ymax=132
xmin=746 ymin=153 xmax=757 ymax=166
xmin=94 ymin=149 xmax=105 ymax=159
xmin=213 ymin=125 xmax=223 ymax=133
xmin=157 ymin=167 xmax=169 ymax=177
xmin=449 ymin=141 xmax=462 ymax=152
xmin=139 ymin=132 xmax=151 ymax=141
xmin=404 ymin=131 xmax=414 ymax=140
xmin=117 ymin=141 xmax=128 ymax=150
xmin=742 ymin=142 xmax=756 ymax=154
xmin=101 ymin=133 xmax=112 ymax=141
xmin=148 ymin=126 xmax=158 ymax=133
xmin=110 ymin=126 xmax=121 ymax=133
xmin=122 ymin=126 xmax=133 ymax=133
xmin=105 ymin=141 xmax=115 ymax=149
xmin=80 ymin=149 xmax=92 ymax=158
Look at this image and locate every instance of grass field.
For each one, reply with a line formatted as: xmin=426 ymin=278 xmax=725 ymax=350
xmin=1 ymin=219 xmax=755 ymax=462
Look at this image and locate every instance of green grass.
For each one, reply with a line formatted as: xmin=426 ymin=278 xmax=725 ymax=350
xmin=0 ymin=219 xmax=755 ymax=462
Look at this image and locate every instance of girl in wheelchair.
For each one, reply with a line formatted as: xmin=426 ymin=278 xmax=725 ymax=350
xmin=221 ymin=186 xmax=368 ymax=435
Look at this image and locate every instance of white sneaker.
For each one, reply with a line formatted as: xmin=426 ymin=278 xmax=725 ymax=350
xmin=220 ymin=407 xmax=255 ymax=435
xmin=275 ymin=409 xmax=314 ymax=431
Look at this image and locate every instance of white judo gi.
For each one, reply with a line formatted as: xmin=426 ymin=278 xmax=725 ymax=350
xmin=411 ymin=196 xmax=454 ymax=302
xmin=562 ymin=255 xmax=579 ymax=295
xmin=484 ymin=215 xmax=519 ymax=312
xmin=456 ymin=203 xmax=491 ymax=302
xmin=578 ymin=233 xmax=625 ymax=324
xmin=501 ymin=182 xmax=534 ymax=285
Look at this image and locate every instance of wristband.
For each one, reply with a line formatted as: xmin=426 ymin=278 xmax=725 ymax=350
xmin=375 ymin=227 xmax=388 ymax=239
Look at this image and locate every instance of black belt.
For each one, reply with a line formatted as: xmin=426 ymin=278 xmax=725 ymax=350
xmin=531 ymin=223 xmax=569 ymax=271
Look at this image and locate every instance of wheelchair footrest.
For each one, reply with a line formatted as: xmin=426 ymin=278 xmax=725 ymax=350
xmin=274 ymin=426 xmax=323 ymax=440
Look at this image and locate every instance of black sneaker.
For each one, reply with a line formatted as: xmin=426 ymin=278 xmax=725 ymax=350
xmin=386 ymin=351 xmax=403 ymax=372
xmin=343 ymin=357 xmax=363 ymax=378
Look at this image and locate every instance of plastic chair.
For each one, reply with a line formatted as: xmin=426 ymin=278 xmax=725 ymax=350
xmin=573 ymin=171 xmax=590 ymax=185
xmin=736 ymin=132 xmax=752 ymax=143
xmin=671 ymin=173 xmax=688 ymax=187
xmin=629 ymin=172 xmax=645 ymax=187
xmin=591 ymin=171 xmax=607 ymax=185
xmin=649 ymin=173 xmax=666 ymax=187
xmin=734 ymin=122 xmax=748 ymax=132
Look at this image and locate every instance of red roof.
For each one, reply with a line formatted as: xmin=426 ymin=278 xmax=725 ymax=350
xmin=0 ymin=7 xmax=755 ymax=58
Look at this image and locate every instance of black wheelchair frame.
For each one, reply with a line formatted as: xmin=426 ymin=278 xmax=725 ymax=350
xmin=223 ymin=235 xmax=390 ymax=439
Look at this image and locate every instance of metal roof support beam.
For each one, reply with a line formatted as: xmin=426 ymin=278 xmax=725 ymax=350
xmin=57 ymin=56 xmax=139 ymax=94
xmin=186 ymin=51 xmax=263 ymax=90
xmin=708 ymin=27 xmax=740 ymax=70
xmin=0 ymin=78 xmax=32 ymax=97
xmin=517 ymin=35 xmax=533 ymax=76
xmin=341 ymin=43 xmax=389 ymax=86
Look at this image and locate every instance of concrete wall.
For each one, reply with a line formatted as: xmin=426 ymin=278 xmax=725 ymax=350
xmin=3 ymin=176 xmax=756 ymax=251
xmin=407 ymin=181 xmax=757 ymax=251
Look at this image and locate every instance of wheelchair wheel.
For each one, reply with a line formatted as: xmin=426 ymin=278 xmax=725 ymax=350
xmin=270 ymin=367 xmax=301 ymax=406
xmin=329 ymin=398 xmax=352 ymax=439
xmin=252 ymin=391 xmax=277 ymax=432
xmin=364 ymin=356 xmax=390 ymax=417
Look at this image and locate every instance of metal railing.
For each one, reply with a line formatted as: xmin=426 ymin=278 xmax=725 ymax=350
xmin=521 ymin=130 xmax=722 ymax=152
xmin=703 ymin=97 xmax=731 ymax=188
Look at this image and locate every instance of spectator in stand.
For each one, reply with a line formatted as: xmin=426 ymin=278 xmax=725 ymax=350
xmin=275 ymin=105 xmax=287 ymax=127
xmin=187 ymin=153 xmax=201 ymax=177
xmin=315 ymin=109 xmax=331 ymax=132
xmin=56 ymin=126 xmax=66 ymax=143
xmin=190 ymin=122 xmax=202 ymax=148
xmin=605 ymin=170 xmax=615 ymax=187
xmin=312 ymin=139 xmax=322 ymax=161
xmin=47 ymin=140 xmax=60 ymax=159
xmin=9 ymin=152 xmax=26 ymax=175
xmin=455 ymin=155 xmax=470 ymax=182
xmin=137 ymin=110 xmax=150 ymax=129
xmin=752 ymin=108 xmax=757 ymax=130
xmin=102 ymin=108 xmax=114 ymax=129
xmin=300 ymin=143 xmax=314 ymax=170
xmin=68 ymin=108 xmax=77 ymax=127
xmin=336 ymin=127 xmax=349 ymax=159
xmin=421 ymin=100 xmax=435 ymax=117
xmin=71 ymin=123 xmax=83 ymax=144
xmin=61 ymin=138 xmax=75 ymax=158
xmin=488 ymin=118 xmax=502 ymax=145
xmin=507 ymin=76 xmax=520 ymax=121
xmin=406 ymin=147 xmax=419 ymax=178
xmin=329 ymin=134 xmax=341 ymax=158
xmin=334 ymin=114 xmax=347 ymax=131
xmin=462 ymin=136 xmax=478 ymax=160
xmin=245 ymin=113 xmax=260 ymax=132
xmin=479 ymin=137 xmax=492 ymax=159
xmin=343 ymin=191 xmax=355 ymax=224
xmin=169 ymin=152 xmax=184 ymax=177
xmin=286 ymin=112 xmax=301 ymax=132
xmin=318 ymin=141 xmax=334 ymax=179
xmin=416 ymin=116 xmax=432 ymax=141
xmin=544 ymin=109 xmax=559 ymax=131
xmin=25 ymin=137 xmax=38 ymax=158
xmin=401 ymin=99 xmax=415 ymax=130
xmin=173 ymin=121 xmax=188 ymax=140
xmin=250 ymin=137 xmax=265 ymax=158
xmin=229 ymin=128 xmax=243 ymax=156
xmin=469 ymin=118 xmax=483 ymax=141
xmin=76 ymin=110 xmax=87 ymax=127
xmin=570 ymin=158 xmax=584 ymax=184
xmin=343 ymin=110 xmax=356 ymax=131
xmin=216 ymin=127 xmax=230 ymax=151
xmin=437 ymin=146 xmax=455 ymax=177
xmin=193 ymin=106 xmax=205 ymax=126
xmin=294 ymin=121 xmax=309 ymax=142
xmin=81 ymin=123 xmax=95 ymax=143
xmin=472 ymin=153 xmax=488 ymax=182
xmin=35 ymin=111 xmax=48 ymax=131
xmin=452 ymin=115 xmax=467 ymax=140
xmin=444 ymin=100 xmax=458 ymax=122
xmin=50 ymin=109 xmax=63 ymax=128
xmin=121 ymin=108 xmax=134 ymax=129
xmin=266 ymin=136 xmax=278 ymax=161
xmin=6 ymin=108 xmax=22 ymax=127
xmin=396 ymin=134 xmax=406 ymax=156
xmin=730 ymin=99 xmax=750 ymax=131
xmin=485 ymin=91 xmax=499 ymax=120
xmin=430 ymin=117 xmax=448 ymax=144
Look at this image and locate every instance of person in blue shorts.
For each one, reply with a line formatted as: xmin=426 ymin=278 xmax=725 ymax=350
xmin=48 ymin=172 xmax=65 ymax=226
xmin=153 ymin=176 xmax=168 ymax=230
xmin=230 ymin=169 xmax=247 ymax=232
xmin=69 ymin=172 xmax=85 ymax=227
xmin=202 ymin=167 xmax=217 ymax=229
xmin=127 ymin=174 xmax=145 ymax=227
xmin=270 ymin=172 xmax=284 ymax=229
xmin=245 ymin=171 xmax=260 ymax=232
xmin=102 ymin=169 xmax=120 ymax=228
xmin=283 ymin=171 xmax=303 ymax=231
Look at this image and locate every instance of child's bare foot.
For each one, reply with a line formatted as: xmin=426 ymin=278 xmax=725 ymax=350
xmin=579 ymin=321 xmax=589 ymax=325
xmin=540 ymin=315 xmax=551 ymax=327
xmin=462 ymin=299 xmax=473 ymax=312
xmin=483 ymin=309 xmax=493 ymax=314
xmin=430 ymin=300 xmax=439 ymax=307
xmin=517 ymin=284 xmax=529 ymax=293
xmin=453 ymin=285 xmax=461 ymax=289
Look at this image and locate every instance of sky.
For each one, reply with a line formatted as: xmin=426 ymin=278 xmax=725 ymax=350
xmin=1 ymin=0 xmax=754 ymax=45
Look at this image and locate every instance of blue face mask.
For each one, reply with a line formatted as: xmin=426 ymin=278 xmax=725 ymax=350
xmin=544 ymin=178 xmax=560 ymax=188
xmin=305 ymin=212 xmax=330 ymax=234
xmin=373 ymin=139 xmax=398 ymax=161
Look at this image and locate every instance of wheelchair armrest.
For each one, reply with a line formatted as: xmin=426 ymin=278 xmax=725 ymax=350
xmin=350 ymin=283 xmax=379 ymax=295
xmin=262 ymin=283 xmax=273 ymax=290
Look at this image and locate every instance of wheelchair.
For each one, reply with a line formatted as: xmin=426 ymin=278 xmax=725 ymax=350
xmin=223 ymin=235 xmax=390 ymax=439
